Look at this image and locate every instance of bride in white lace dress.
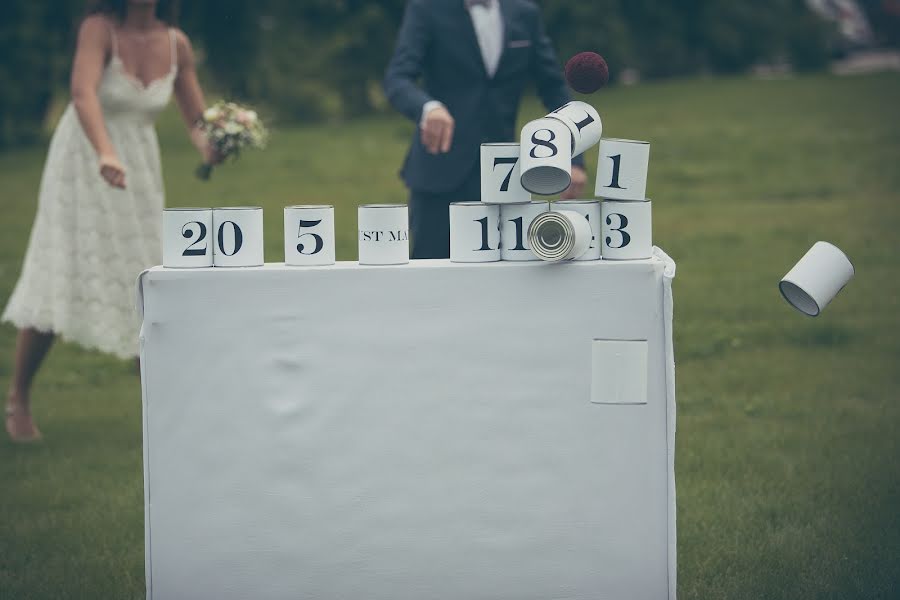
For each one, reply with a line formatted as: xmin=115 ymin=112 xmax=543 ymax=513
xmin=4 ymin=0 xmax=217 ymax=441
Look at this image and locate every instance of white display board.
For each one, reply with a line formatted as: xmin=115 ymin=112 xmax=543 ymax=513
xmin=137 ymin=251 xmax=678 ymax=600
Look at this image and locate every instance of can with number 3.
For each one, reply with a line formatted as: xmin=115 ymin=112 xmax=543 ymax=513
xmin=600 ymin=200 xmax=652 ymax=260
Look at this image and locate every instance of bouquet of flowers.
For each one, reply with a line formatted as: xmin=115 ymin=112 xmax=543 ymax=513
xmin=195 ymin=101 xmax=268 ymax=180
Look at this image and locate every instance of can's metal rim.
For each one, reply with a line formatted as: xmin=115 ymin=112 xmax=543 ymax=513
xmin=602 ymin=199 xmax=653 ymax=206
xmin=212 ymin=206 xmax=263 ymax=211
xmin=526 ymin=116 xmax=569 ymax=127
xmin=359 ymin=204 xmax=407 ymax=209
xmin=285 ymin=205 xmax=333 ymax=210
xmin=778 ymin=279 xmax=821 ymax=317
xmin=528 ymin=211 xmax=576 ymax=261
xmin=601 ymin=138 xmax=650 ymax=145
xmin=520 ymin=166 xmax=572 ymax=196
xmin=499 ymin=201 xmax=551 ymax=207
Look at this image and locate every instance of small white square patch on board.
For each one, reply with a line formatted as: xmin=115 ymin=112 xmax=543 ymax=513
xmin=590 ymin=339 xmax=648 ymax=405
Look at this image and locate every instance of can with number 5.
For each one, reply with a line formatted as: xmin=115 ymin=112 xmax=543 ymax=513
xmin=284 ymin=205 xmax=335 ymax=266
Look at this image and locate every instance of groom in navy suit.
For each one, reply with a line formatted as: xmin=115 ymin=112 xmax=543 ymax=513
xmin=384 ymin=0 xmax=586 ymax=259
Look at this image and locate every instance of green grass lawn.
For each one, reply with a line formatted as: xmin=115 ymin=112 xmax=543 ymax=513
xmin=1 ymin=73 xmax=899 ymax=599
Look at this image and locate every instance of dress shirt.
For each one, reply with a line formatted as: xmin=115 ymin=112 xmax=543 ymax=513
xmin=421 ymin=0 xmax=504 ymax=123
xmin=469 ymin=0 xmax=504 ymax=78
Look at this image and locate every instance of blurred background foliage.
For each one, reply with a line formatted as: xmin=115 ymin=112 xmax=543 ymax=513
xmin=1 ymin=0 xmax=898 ymax=148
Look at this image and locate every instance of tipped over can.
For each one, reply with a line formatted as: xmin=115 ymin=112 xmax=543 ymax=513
xmin=527 ymin=210 xmax=593 ymax=262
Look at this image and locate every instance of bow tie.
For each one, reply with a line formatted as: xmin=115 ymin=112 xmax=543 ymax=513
xmin=465 ymin=0 xmax=491 ymax=9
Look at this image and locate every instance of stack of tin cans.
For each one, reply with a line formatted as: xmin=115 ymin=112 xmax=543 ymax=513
xmin=451 ymin=100 xmax=653 ymax=263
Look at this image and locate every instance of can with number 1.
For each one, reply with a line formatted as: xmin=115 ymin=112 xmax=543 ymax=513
xmin=500 ymin=201 xmax=549 ymax=261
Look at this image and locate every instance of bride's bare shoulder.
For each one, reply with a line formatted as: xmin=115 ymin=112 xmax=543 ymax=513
xmin=172 ymin=28 xmax=194 ymax=51
xmin=172 ymin=28 xmax=197 ymax=66
xmin=77 ymin=14 xmax=113 ymax=46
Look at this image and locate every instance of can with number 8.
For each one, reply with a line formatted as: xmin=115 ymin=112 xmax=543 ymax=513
xmin=284 ymin=205 xmax=336 ymax=266
xmin=600 ymin=200 xmax=652 ymax=260
xmin=519 ymin=118 xmax=573 ymax=196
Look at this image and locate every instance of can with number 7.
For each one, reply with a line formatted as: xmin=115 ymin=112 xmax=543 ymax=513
xmin=480 ymin=143 xmax=532 ymax=204
xmin=284 ymin=205 xmax=335 ymax=266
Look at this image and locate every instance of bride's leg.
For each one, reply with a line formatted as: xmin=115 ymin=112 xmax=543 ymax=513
xmin=5 ymin=327 xmax=55 ymax=441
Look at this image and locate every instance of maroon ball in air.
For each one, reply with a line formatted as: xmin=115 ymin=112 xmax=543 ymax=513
xmin=564 ymin=52 xmax=609 ymax=94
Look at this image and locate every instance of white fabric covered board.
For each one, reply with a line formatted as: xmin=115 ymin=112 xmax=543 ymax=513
xmin=137 ymin=248 xmax=677 ymax=600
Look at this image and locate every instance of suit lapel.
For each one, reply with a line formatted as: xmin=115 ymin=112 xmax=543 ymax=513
xmin=493 ymin=0 xmax=516 ymax=79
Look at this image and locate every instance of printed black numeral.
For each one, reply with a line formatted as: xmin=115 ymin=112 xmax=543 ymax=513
xmin=474 ymin=217 xmax=492 ymax=251
xmin=604 ymin=213 xmax=631 ymax=249
xmin=584 ymin=213 xmax=596 ymax=249
xmin=217 ymin=221 xmax=244 ymax=256
xmin=296 ymin=219 xmax=324 ymax=255
xmin=529 ymin=129 xmax=558 ymax=159
xmin=494 ymin=157 xmax=518 ymax=192
xmin=181 ymin=221 xmax=208 ymax=257
xmin=607 ymin=154 xmax=625 ymax=189
xmin=509 ymin=216 xmax=526 ymax=251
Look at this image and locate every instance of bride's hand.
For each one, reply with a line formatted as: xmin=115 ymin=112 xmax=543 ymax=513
xmin=99 ymin=154 xmax=126 ymax=189
xmin=191 ymin=126 xmax=222 ymax=166
xmin=203 ymin=143 xmax=224 ymax=166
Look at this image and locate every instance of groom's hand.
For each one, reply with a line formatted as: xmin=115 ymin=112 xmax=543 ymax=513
xmin=561 ymin=165 xmax=587 ymax=199
xmin=421 ymin=105 xmax=455 ymax=154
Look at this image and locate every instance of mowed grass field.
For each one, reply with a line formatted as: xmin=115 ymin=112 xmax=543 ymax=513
xmin=1 ymin=73 xmax=899 ymax=599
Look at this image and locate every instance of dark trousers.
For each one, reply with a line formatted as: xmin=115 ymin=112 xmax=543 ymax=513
xmin=408 ymin=168 xmax=481 ymax=259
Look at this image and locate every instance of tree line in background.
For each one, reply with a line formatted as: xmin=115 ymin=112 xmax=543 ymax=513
xmin=1 ymin=0 xmax=897 ymax=148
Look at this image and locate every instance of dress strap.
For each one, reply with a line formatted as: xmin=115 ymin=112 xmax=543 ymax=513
xmin=168 ymin=28 xmax=178 ymax=71
xmin=108 ymin=22 xmax=119 ymax=58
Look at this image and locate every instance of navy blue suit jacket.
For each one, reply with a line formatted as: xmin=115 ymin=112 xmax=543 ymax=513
xmin=384 ymin=0 xmax=581 ymax=194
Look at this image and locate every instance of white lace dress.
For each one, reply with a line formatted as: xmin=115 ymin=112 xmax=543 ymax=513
xmin=2 ymin=29 xmax=177 ymax=359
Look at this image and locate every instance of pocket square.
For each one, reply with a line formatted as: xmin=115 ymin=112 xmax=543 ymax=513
xmin=507 ymin=40 xmax=532 ymax=49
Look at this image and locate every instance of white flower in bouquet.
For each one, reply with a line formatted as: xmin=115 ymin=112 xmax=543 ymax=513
xmin=203 ymin=106 xmax=222 ymax=121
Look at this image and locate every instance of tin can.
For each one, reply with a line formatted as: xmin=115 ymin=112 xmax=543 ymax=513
xmin=528 ymin=209 xmax=593 ymax=262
